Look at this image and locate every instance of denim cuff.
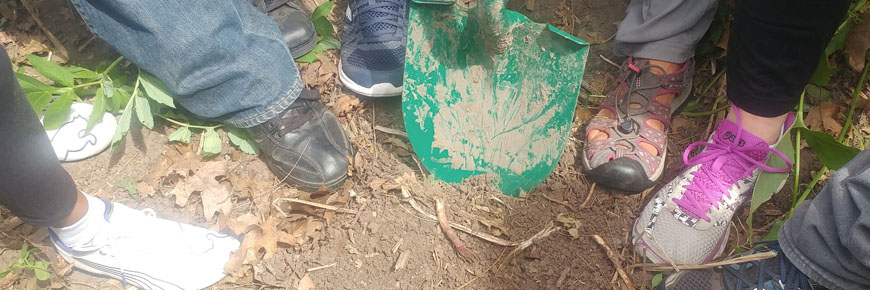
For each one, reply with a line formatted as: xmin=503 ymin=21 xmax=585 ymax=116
xmin=228 ymin=76 xmax=303 ymax=128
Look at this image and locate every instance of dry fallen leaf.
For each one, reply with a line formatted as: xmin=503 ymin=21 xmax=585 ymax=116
xmin=555 ymin=213 xmax=582 ymax=239
xmin=225 ymin=216 xmax=300 ymax=276
xmin=844 ymin=12 xmax=870 ymax=71
xmin=297 ymin=273 xmax=316 ymax=290
xmin=805 ymin=102 xmax=843 ymax=134
xmin=331 ymin=94 xmax=362 ymax=117
xmin=227 ymin=213 xmax=260 ymax=235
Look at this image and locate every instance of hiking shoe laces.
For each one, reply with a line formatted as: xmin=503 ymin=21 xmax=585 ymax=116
xmin=673 ymin=104 xmax=792 ymax=221
xmin=632 ymin=102 xmax=794 ymax=265
xmin=352 ymin=0 xmax=407 ymax=44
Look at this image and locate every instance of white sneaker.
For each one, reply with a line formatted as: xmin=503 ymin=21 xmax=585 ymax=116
xmin=44 ymin=102 xmax=117 ymax=162
xmin=50 ymin=199 xmax=240 ymax=290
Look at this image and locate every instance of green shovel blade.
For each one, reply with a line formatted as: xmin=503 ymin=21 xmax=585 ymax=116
xmin=402 ymin=0 xmax=589 ymax=196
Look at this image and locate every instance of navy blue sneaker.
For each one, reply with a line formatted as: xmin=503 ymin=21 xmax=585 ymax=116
xmin=338 ymin=0 xmax=410 ymax=97
xmin=661 ymin=242 xmax=821 ymax=290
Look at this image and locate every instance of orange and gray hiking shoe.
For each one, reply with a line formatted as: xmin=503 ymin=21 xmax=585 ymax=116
xmin=582 ymin=57 xmax=694 ymax=192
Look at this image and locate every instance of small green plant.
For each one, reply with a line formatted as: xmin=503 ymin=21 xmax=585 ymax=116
xmin=17 ymin=55 xmax=258 ymax=157
xmin=747 ymin=52 xmax=868 ymax=242
xmin=0 ymin=244 xmax=51 ymax=281
xmin=650 ymin=273 xmax=663 ymax=289
xmin=809 ymin=0 xmax=868 ymax=86
xmin=294 ymin=1 xmax=340 ymax=63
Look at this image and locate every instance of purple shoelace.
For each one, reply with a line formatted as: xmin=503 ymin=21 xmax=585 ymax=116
xmin=673 ymin=103 xmax=792 ymax=221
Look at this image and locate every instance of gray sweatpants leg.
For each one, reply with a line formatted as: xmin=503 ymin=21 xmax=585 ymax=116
xmin=780 ymin=150 xmax=870 ymax=290
xmin=614 ymin=0 xmax=718 ymax=63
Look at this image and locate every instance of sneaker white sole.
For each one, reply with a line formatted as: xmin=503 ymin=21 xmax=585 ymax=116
xmin=53 ymin=241 xmax=177 ymax=290
xmin=338 ymin=61 xmax=402 ymax=97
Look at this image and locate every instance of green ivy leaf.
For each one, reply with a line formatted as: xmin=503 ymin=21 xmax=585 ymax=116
xmin=15 ymin=72 xmax=53 ymax=93
xmin=111 ymin=96 xmax=135 ymax=146
xmin=313 ymin=17 xmax=334 ymax=37
xmin=761 ymin=219 xmax=785 ymax=242
xmin=87 ymin=87 xmax=107 ymax=132
xmin=139 ymin=73 xmax=176 ymax=108
xmin=26 ymin=90 xmax=53 ymax=117
xmin=651 ymin=273 xmax=663 ymax=289
xmin=824 ymin=20 xmax=855 ymax=56
xmin=112 ymin=87 xmax=132 ymax=113
xmin=311 ymin=0 xmax=335 ymax=20
xmin=168 ymin=126 xmax=192 ymax=143
xmin=226 ymin=127 xmax=259 ymax=154
xmin=25 ymin=54 xmax=74 ymax=87
xmin=295 ymin=50 xmax=320 ymax=63
xmin=43 ymin=90 xmax=75 ymax=130
xmin=68 ymin=66 xmax=100 ymax=80
xmin=102 ymin=75 xmax=115 ymax=99
xmin=32 ymin=265 xmax=50 ymax=281
xmin=809 ymin=54 xmax=839 ymax=86
xmin=749 ymin=129 xmax=794 ymax=225
xmin=319 ymin=35 xmax=341 ymax=50
xmin=801 ymin=128 xmax=860 ymax=170
xmin=200 ymin=128 xmax=222 ymax=156
xmin=134 ymin=96 xmax=154 ymax=129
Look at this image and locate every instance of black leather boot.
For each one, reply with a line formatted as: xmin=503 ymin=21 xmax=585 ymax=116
xmin=251 ymin=0 xmax=318 ymax=58
xmin=247 ymin=90 xmax=352 ymax=191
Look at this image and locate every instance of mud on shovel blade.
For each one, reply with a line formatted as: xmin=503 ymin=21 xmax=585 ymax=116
xmin=402 ymin=0 xmax=589 ymax=196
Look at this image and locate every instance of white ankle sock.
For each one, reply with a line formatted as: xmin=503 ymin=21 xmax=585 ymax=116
xmin=50 ymin=193 xmax=110 ymax=250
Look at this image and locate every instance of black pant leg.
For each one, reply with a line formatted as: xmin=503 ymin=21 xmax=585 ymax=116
xmin=727 ymin=0 xmax=850 ymax=117
xmin=0 ymin=47 xmax=77 ymax=227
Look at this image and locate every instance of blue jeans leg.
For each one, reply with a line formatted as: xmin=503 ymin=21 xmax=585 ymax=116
xmin=70 ymin=0 xmax=302 ymax=128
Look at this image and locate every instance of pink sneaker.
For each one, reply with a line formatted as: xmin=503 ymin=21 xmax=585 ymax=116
xmin=632 ymin=103 xmax=793 ymax=265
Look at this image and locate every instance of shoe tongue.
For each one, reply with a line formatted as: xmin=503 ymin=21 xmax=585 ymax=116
xmin=714 ymin=119 xmax=770 ymax=160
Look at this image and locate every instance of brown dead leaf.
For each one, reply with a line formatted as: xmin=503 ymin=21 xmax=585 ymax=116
xmin=227 ymin=213 xmax=260 ymax=235
xmin=556 ymin=213 xmax=581 ymax=239
xmin=299 ymin=61 xmax=322 ymax=88
xmin=805 ymin=102 xmax=843 ymax=134
xmin=224 ymin=216 xmax=299 ymax=276
xmin=845 ymin=12 xmax=870 ymax=71
xmin=316 ymin=53 xmax=337 ymax=85
xmin=297 ymin=273 xmax=316 ymax=290
xmin=369 ymin=178 xmax=388 ymax=190
xmin=331 ymin=94 xmax=362 ymax=117
xmin=225 ymin=230 xmax=261 ymax=276
xmin=573 ymin=106 xmax=593 ymax=125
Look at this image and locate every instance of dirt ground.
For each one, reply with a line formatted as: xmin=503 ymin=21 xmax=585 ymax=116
xmin=0 ymin=0 xmax=867 ymax=289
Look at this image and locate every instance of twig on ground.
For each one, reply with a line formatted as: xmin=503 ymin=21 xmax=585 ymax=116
xmin=20 ymin=0 xmax=69 ymax=58
xmin=495 ymin=223 xmax=559 ymax=272
xmin=78 ymin=35 xmax=97 ymax=52
xmin=600 ymin=55 xmax=620 ymax=68
xmin=455 ymin=248 xmax=511 ymax=290
xmin=436 ymin=199 xmax=476 ymax=262
xmin=401 ymin=186 xmax=556 ymax=247
xmin=581 ymin=182 xmax=597 ymax=208
xmin=593 ymin=235 xmax=637 ymax=290
xmin=306 ymin=263 xmax=336 ymax=272
xmin=272 ymin=197 xmax=358 ymax=215
xmin=372 ymin=102 xmax=378 ymax=160
xmin=374 ymin=125 xmax=409 ymax=138
xmin=542 ymin=192 xmax=571 ymax=207
xmin=627 ymin=252 xmax=777 ymax=272
xmin=393 ymin=250 xmax=411 ymax=271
